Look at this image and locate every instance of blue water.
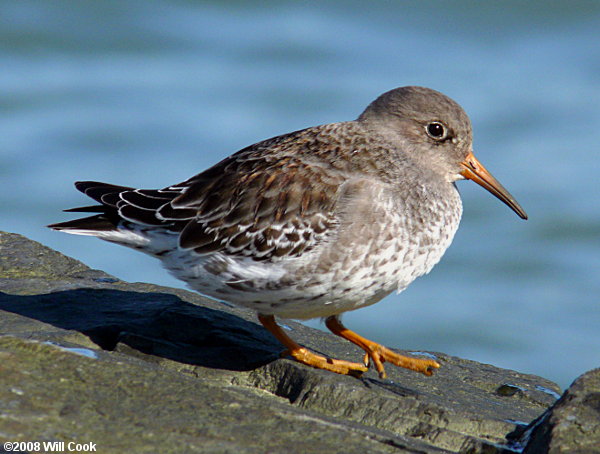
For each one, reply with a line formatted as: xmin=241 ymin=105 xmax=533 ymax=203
xmin=1 ymin=1 xmax=599 ymax=390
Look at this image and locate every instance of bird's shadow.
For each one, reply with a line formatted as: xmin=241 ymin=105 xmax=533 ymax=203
xmin=0 ymin=288 xmax=282 ymax=371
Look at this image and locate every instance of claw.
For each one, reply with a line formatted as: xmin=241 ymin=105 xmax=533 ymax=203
xmin=326 ymin=316 xmax=440 ymax=378
xmin=259 ymin=314 xmax=368 ymax=376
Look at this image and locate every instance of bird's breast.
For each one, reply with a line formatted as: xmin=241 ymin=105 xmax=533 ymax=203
xmin=299 ymin=181 xmax=464 ymax=308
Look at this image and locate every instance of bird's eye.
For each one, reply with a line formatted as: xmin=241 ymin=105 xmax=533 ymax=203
xmin=426 ymin=122 xmax=447 ymax=140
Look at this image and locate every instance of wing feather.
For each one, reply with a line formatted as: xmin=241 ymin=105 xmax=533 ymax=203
xmin=53 ymin=123 xmax=359 ymax=260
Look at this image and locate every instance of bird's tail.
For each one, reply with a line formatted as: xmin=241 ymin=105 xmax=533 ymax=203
xmin=47 ymin=181 xmax=131 ymax=236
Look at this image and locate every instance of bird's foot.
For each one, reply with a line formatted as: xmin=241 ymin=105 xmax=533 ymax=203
xmin=325 ymin=316 xmax=440 ymax=379
xmin=259 ymin=313 xmax=368 ymax=377
xmin=361 ymin=346 xmax=440 ymax=379
xmin=281 ymin=347 xmax=368 ymax=377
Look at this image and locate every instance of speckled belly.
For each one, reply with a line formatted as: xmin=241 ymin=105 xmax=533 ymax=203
xmin=163 ymin=184 xmax=463 ymax=320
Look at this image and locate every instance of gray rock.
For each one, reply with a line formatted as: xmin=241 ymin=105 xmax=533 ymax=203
xmin=0 ymin=230 xmax=591 ymax=453
xmin=520 ymin=368 xmax=600 ymax=453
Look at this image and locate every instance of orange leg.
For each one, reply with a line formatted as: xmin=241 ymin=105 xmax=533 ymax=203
xmin=258 ymin=314 xmax=368 ymax=377
xmin=325 ymin=316 xmax=440 ymax=379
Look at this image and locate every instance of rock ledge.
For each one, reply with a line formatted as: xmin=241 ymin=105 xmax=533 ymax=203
xmin=1 ymin=231 xmax=598 ymax=453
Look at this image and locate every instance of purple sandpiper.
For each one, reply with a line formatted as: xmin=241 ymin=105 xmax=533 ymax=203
xmin=49 ymin=86 xmax=527 ymax=378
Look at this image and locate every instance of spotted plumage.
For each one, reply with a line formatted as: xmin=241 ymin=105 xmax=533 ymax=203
xmin=50 ymin=86 xmax=527 ymax=378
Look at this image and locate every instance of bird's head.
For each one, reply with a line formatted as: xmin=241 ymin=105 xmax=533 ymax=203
xmin=358 ymin=86 xmax=527 ymax=220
